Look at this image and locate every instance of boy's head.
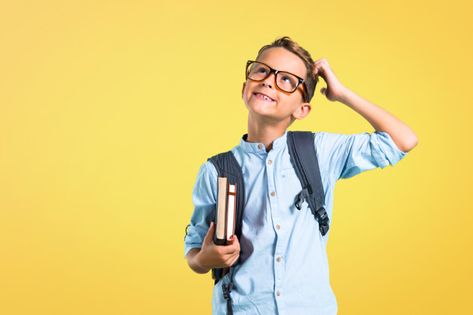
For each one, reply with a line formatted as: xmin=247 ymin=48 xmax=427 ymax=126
xmin=241 ymin=36 xmax=318 ymax=127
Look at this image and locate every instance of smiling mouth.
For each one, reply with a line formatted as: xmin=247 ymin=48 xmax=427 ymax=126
xmin=253 ymin=92 xmax=275 ymax=102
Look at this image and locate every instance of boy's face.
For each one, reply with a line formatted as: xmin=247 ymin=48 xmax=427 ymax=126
xmin=241 ymin=47 xmax=311 ymax=126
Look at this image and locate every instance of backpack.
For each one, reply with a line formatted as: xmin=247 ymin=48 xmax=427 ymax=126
xmin=205 ymin=131 xmax=329 ymax=315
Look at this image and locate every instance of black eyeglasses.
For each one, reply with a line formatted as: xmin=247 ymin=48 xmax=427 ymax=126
xmin=245 ymin=60 xmax=308 ymax=101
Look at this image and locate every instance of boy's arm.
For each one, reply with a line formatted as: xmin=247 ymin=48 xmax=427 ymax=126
xmin=186 ymin=248 xmax=210 ymax=274
xmin=313 ymin=58 xmax=418 ymax=152
xmin=184 ymin=162 xmax=241 ymax=274
xmin=184 ymin=162 xmax=216 ymax=267
xmin=338 ymin=87 xmax=418 ymax=153
xmin=315 ymin=130 xmax=408 ymax=181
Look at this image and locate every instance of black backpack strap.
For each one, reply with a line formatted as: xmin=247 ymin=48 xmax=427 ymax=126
xmin=207 ymin=150 xmax=245 ymax=315
xmin=287 ymin=131 xmax=329 ymax=236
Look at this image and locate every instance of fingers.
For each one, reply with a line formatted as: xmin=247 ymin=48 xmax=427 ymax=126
xmin=314 ymin=58 xmax=329 ymax=67
xmin=225 ymin=253 xmax=240 ymax=267
xmin=230 ymin=235 xmax=241 ymax=252
xmin=213 ymin=235 xmax=240 ymax=267
xmin=213 ymin=233 xmax=241 ymax=268
xmin=222 ymin=238 xmax=240 ymax=267
xmin=220 ymin=234 xmax=240 ymax=254
xmin=313 ymin=58 xmax=331 ymax=77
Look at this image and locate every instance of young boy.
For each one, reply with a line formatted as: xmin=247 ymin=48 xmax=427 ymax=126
xmin=184 ymin=36 xmax=417 ymax=315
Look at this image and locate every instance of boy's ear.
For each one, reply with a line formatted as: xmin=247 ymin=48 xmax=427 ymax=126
xmin=241 ymin=82 xmax=246 ymax=98
xmin=291 ymin=102 xmax=311 ymax=120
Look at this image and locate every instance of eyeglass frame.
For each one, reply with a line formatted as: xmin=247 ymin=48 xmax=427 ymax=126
xmin=245 ymin=60 xmax=308 ymax=102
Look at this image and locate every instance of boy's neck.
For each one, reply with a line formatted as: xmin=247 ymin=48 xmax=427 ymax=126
xmin=246 ymin=114 xmax=289 ymax=152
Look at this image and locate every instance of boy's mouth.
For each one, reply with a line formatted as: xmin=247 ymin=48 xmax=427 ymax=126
xmin=253 ymin=92 xmax=276 ymax=103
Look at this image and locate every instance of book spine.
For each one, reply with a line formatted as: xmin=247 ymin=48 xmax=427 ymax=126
xmin=214 ymin=177 xmax=228 ymax=245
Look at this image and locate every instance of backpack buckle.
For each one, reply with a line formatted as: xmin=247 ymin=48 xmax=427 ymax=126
xmin=295 ymin=186 xmax=311 ymax=210
xmin=222 ymin=282 xmax=233 ymax=300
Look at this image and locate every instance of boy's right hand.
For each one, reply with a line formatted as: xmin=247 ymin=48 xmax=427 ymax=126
xmin=196 ymin=221 xmax=241 ymax=270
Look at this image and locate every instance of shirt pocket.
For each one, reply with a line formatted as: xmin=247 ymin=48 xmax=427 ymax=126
xmin=277 ymin=166 xmax=305 ymax=212
xmin=279 ymin=166 xmax=302 ymax=190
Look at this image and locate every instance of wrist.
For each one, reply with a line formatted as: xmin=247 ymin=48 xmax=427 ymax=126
xmin=194 ymin=250 xmax=211 ymax=274
xmin=337 ymin=86 xmax=353 ymax=104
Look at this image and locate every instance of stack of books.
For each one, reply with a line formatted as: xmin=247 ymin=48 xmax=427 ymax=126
xmin=213 ymin=176 xmax=237 ymax=246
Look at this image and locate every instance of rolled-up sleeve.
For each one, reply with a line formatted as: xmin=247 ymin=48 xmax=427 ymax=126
xmin=317 ymin=130 xmax=408 ymax=181
xmin=184 ymin=161 xmax=218 ymax=257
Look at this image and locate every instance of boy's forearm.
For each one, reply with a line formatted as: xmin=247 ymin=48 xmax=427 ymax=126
xmin=186 ymin=248 xmax=211 ymax=274
xmin=338 ymin=87 xmax=418 ymax=152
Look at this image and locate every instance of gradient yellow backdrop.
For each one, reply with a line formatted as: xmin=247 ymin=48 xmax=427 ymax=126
xmin=1 ymin=0 xmax=471 ymax=314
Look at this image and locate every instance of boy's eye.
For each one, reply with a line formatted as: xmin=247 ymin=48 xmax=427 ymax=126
xmin=281 ymin=75 xmax=296 ymax=85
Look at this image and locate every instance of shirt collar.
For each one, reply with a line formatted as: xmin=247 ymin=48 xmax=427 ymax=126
xmin=239 ymin=130 xmax=288 ymax=154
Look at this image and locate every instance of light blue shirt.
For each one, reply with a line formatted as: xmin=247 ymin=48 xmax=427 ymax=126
xmin=184 ymin=130 xmax=408 ymax=315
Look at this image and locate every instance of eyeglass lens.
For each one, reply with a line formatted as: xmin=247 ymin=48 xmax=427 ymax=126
xmin=247 ymin=62 xmax=300 ymax=93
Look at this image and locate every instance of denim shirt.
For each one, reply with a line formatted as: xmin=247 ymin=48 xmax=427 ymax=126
xmin=184 ymin=130 xmax=408 ymax=315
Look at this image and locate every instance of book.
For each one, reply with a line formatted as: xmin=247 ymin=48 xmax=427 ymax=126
xmin=213 ymin=176 xmax=237 ymax=246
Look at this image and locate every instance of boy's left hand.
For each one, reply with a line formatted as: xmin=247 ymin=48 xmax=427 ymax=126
xmin=313 ymin=58 xmax=347 ymax=102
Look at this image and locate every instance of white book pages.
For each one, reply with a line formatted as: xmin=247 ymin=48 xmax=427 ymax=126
xmin=226 ymin=184 xmax=236 ymax=240
xmin=227 ymin=195 xmax=235 ymax=240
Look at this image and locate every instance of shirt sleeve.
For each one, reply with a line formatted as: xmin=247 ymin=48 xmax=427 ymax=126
xmin=184 ymin=161 xmax=218 ymax=257
xmin=316 ymin=130 xmax=408 ymax=181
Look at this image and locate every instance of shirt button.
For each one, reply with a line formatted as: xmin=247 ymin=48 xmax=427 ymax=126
xmin=270 ymin=191 xmax=276 ymax=197
xmin=276 ymin=256 xmax=282 ymax=262
xmin=276 ymin=224 xmax=281 ymax=230
xmin=276 ymin=290 xmax=281 ymax=297
xmin=258 ymin=144 xmax=263 ymax=149
xmin=267 ymin=159 xmax=272 ymax=165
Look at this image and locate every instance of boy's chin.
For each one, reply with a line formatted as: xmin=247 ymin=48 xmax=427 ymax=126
xmin=244 ymin=99 xmax=283 ymax=120
xmin=248 ymin=104 xmax=276 ymax=117
xmin=248 ymin=108 xmax=288 ymax=124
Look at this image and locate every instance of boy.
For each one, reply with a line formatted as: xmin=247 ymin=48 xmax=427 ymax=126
xmin=184 ymin=36 xmax=417 ymax=315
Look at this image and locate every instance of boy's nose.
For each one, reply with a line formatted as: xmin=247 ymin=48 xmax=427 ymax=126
xmin=262 ymin=82 xmax=273 ymax=89
xmin=262 ymin=72 xmax=276 ymax=89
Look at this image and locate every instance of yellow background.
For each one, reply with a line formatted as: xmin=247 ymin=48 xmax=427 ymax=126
xmin=1 ymin=0 xmax=471 ymax=314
